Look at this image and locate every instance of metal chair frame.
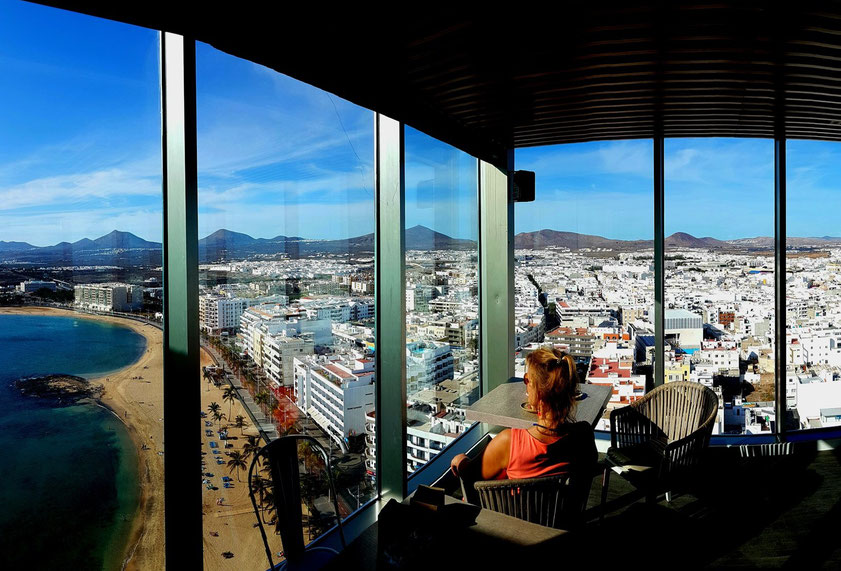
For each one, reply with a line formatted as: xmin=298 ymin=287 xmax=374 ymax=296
xmin=248 ymin=434 xmax=346 ymax=570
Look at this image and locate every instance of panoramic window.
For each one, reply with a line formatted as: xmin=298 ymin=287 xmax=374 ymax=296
xmin=404 ymin=127 xmax=479 ymax=474
xmin=786 ymin=140 xmax=841 ymax=431
xmin=665 ymin=138 xmax=774 ymax=435
xmin=515 ymin=140 xmax=654 ymax=431
xmin=196 ymin=43 xmax=375 ymax=566
xmin=0 ymin=3 xmax=163 ymax=569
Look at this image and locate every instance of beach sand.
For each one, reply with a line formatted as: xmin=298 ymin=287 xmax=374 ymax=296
xmin=199 ymin=350 xmax=281 ymax=571
xmin=2 ymin=306 xmax=277 ymax=570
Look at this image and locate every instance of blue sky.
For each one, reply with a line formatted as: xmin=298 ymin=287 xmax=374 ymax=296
xmin=0 ymin=1 xmax=161 ymax=246
xmin=1 ymin=1 xmax=839 ymax=246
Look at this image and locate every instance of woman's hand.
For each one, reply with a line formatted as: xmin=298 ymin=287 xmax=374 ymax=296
xmin=450 ymin=453 xmax=469 ymax=476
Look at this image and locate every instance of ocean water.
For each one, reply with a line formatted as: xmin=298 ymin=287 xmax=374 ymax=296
xmin=0 ymin=313 xmax=147 ymax=570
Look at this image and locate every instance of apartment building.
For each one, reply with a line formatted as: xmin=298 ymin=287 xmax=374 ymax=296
xmin=74 ymin=283 xmax=143 ymax=311
xmin=293 ymin=354 xmax=375 ymax=450
xmin=198 ymin=294 xmax=252 ymax=334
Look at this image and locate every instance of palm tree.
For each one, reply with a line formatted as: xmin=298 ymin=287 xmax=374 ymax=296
xmin=254 ymin=391 xmax=270 ymax=416
xmin=212 ymin=410 xmax=227 ymax=428
xmin=260 ymin=488 xmax=276 ymax=526
xmin=234 ymin=414 xmax=247 ymax=435
xmin=207 ymin=401 xmax=220 ymax=418
xmin=227 ymin=450 xmax=247 ymax=482
xmin=222 ymin=386 xmax=237 ymax=419
xmin=250 ymin=474 xmax=274 ymax=523
xmin=242 ymin=435 xmax=261 ymax=462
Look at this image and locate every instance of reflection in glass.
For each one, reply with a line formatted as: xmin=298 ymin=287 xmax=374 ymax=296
xmin=665 ymin=138 xmax=773 ymax=435
xmin=786 ymin=140 xmax=841 ymax=431
xmin=0 ymin=4 xmax=163 ymax=568
xmin=515 ymin=140 xmax=654 ymax=431
xmin=196 ymin=42 xmax=375 ymax=566
xmin=404 ymin=127 xmax=479 ymax=474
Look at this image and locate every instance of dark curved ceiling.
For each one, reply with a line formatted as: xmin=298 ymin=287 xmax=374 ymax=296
xmin=35 ymin=1 xmax=841 ymax=166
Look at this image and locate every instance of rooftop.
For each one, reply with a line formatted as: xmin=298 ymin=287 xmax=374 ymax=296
xmin=665 ymin=309 xmax=702 ymax=319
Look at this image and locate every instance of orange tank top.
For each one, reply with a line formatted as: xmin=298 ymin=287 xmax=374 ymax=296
xmin=505 ymin=423 xmax=596 ymax=479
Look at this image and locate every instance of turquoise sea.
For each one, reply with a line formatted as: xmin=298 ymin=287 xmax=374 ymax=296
xmin=0 ymin=313 xmax=147 ymax=570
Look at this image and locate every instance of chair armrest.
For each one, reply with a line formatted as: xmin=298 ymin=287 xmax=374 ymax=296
xmin=662 ymin=427 xmax=711 ymax=474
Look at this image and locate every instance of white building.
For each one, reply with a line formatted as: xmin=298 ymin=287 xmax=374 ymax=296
xmin=406 ymin=341 xmax=454 ymax=393
xmin=199 ymin=294 xmax=253 ymax=334
xmin=240 ymin=305 xmax=332 ymax=360
xmin=363 ymin=405 xmax=469 ymax=476
xmin=664 ymin=309 xmax=704 ymax=351
xmin=18 ymin=280 xmax=56 ymax=293
xmin=263 ymin=334 xmax=314 ymax=388
xmin=294 ymin=355 xmax=375 ymax=450
xmin=74 ymin=283 xmax=143 ymax=311
xmin=299 ymin=297 xmax=375 ymax=323
xmin=406 ymin=405 xmax=470 ymax=473
xmin=698 ymin=341 xmax=740 ymax=372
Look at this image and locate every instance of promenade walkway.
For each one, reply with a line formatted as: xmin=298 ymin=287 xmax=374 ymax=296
xmin=201 ymin=342 xmax=278 ymax=442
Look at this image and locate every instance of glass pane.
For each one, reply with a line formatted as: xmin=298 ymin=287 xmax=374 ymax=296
xmin=0 ymin=4 xmax=163 ymax=569
xmin=196 ymin=43 xmax=375 ymax=567
xmin=665 ymin=138 xmax=773 ymax=435
xmin=515 ymin=141 xmax=654 ymax=430
xmin=404 ymin=127 xmax=478 ymax=474
xmin=786 ymin=140 xmax=841 ymax=431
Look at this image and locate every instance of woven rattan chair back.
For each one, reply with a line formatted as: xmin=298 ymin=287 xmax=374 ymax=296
xmin=739 ymin=442 xmax=792 ymax=457
xmin=633 ymin=381 xmax=719 ymax=442
xmin=473 ymin=474 xmax=588 ymax=529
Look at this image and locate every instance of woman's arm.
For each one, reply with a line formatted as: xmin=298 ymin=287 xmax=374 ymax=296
xmin=450 ymin=429 xmax=512 ymax=481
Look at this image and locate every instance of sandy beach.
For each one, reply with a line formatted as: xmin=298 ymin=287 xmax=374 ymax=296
xmin=2 ymin=306 xmax=278 ymax=570
xmin=199 ymin=350 xmax=281 ymax=571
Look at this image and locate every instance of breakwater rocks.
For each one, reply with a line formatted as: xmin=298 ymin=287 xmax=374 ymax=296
xmin=14 ymin=374 xmax=103 ymax=405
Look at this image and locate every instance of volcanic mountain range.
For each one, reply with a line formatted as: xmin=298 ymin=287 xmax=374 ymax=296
xmin=1 ymin=227 xmax=838 ymax=266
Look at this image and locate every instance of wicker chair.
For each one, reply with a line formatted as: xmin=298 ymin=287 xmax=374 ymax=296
xmin=473 ymin=473 xmax=592 ymax=529
xmin=600 ymin=381 xmax=718 ymax=515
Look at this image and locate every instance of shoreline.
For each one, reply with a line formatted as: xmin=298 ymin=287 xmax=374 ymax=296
xmin=0 ymin=306 xmax=165 ymax=570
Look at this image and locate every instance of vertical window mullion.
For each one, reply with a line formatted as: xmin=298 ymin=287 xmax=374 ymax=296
xmin=160 ymin=32 xmax=201 ymax=568
xmin=374 ymin=113 xmax=407 ymax=500
xmin=775 ymin=137 xmax=786 ymax=437
xmin=479 ymin=153 xmax=515 ymax=394
xmin=654 ymin=135 xmax=665 ymax=388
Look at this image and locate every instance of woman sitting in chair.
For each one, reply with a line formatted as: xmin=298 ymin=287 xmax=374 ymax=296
xmin=451 ymin=347 xmax=597 ymax=487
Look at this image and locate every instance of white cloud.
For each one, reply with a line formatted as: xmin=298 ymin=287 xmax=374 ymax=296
xmin=196 ymin=92 xmax=372 ymax=179
xmin=0 ymin=165 xmax=161 ymax=211
xmin=199 ymin=167 xmax=373 ymax=208
xmin=518 ymin=140 xmax=654 ymax=179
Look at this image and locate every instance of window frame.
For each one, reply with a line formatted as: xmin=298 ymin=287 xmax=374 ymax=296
xmin=158 ymin=36 xmax=804 ymax=571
